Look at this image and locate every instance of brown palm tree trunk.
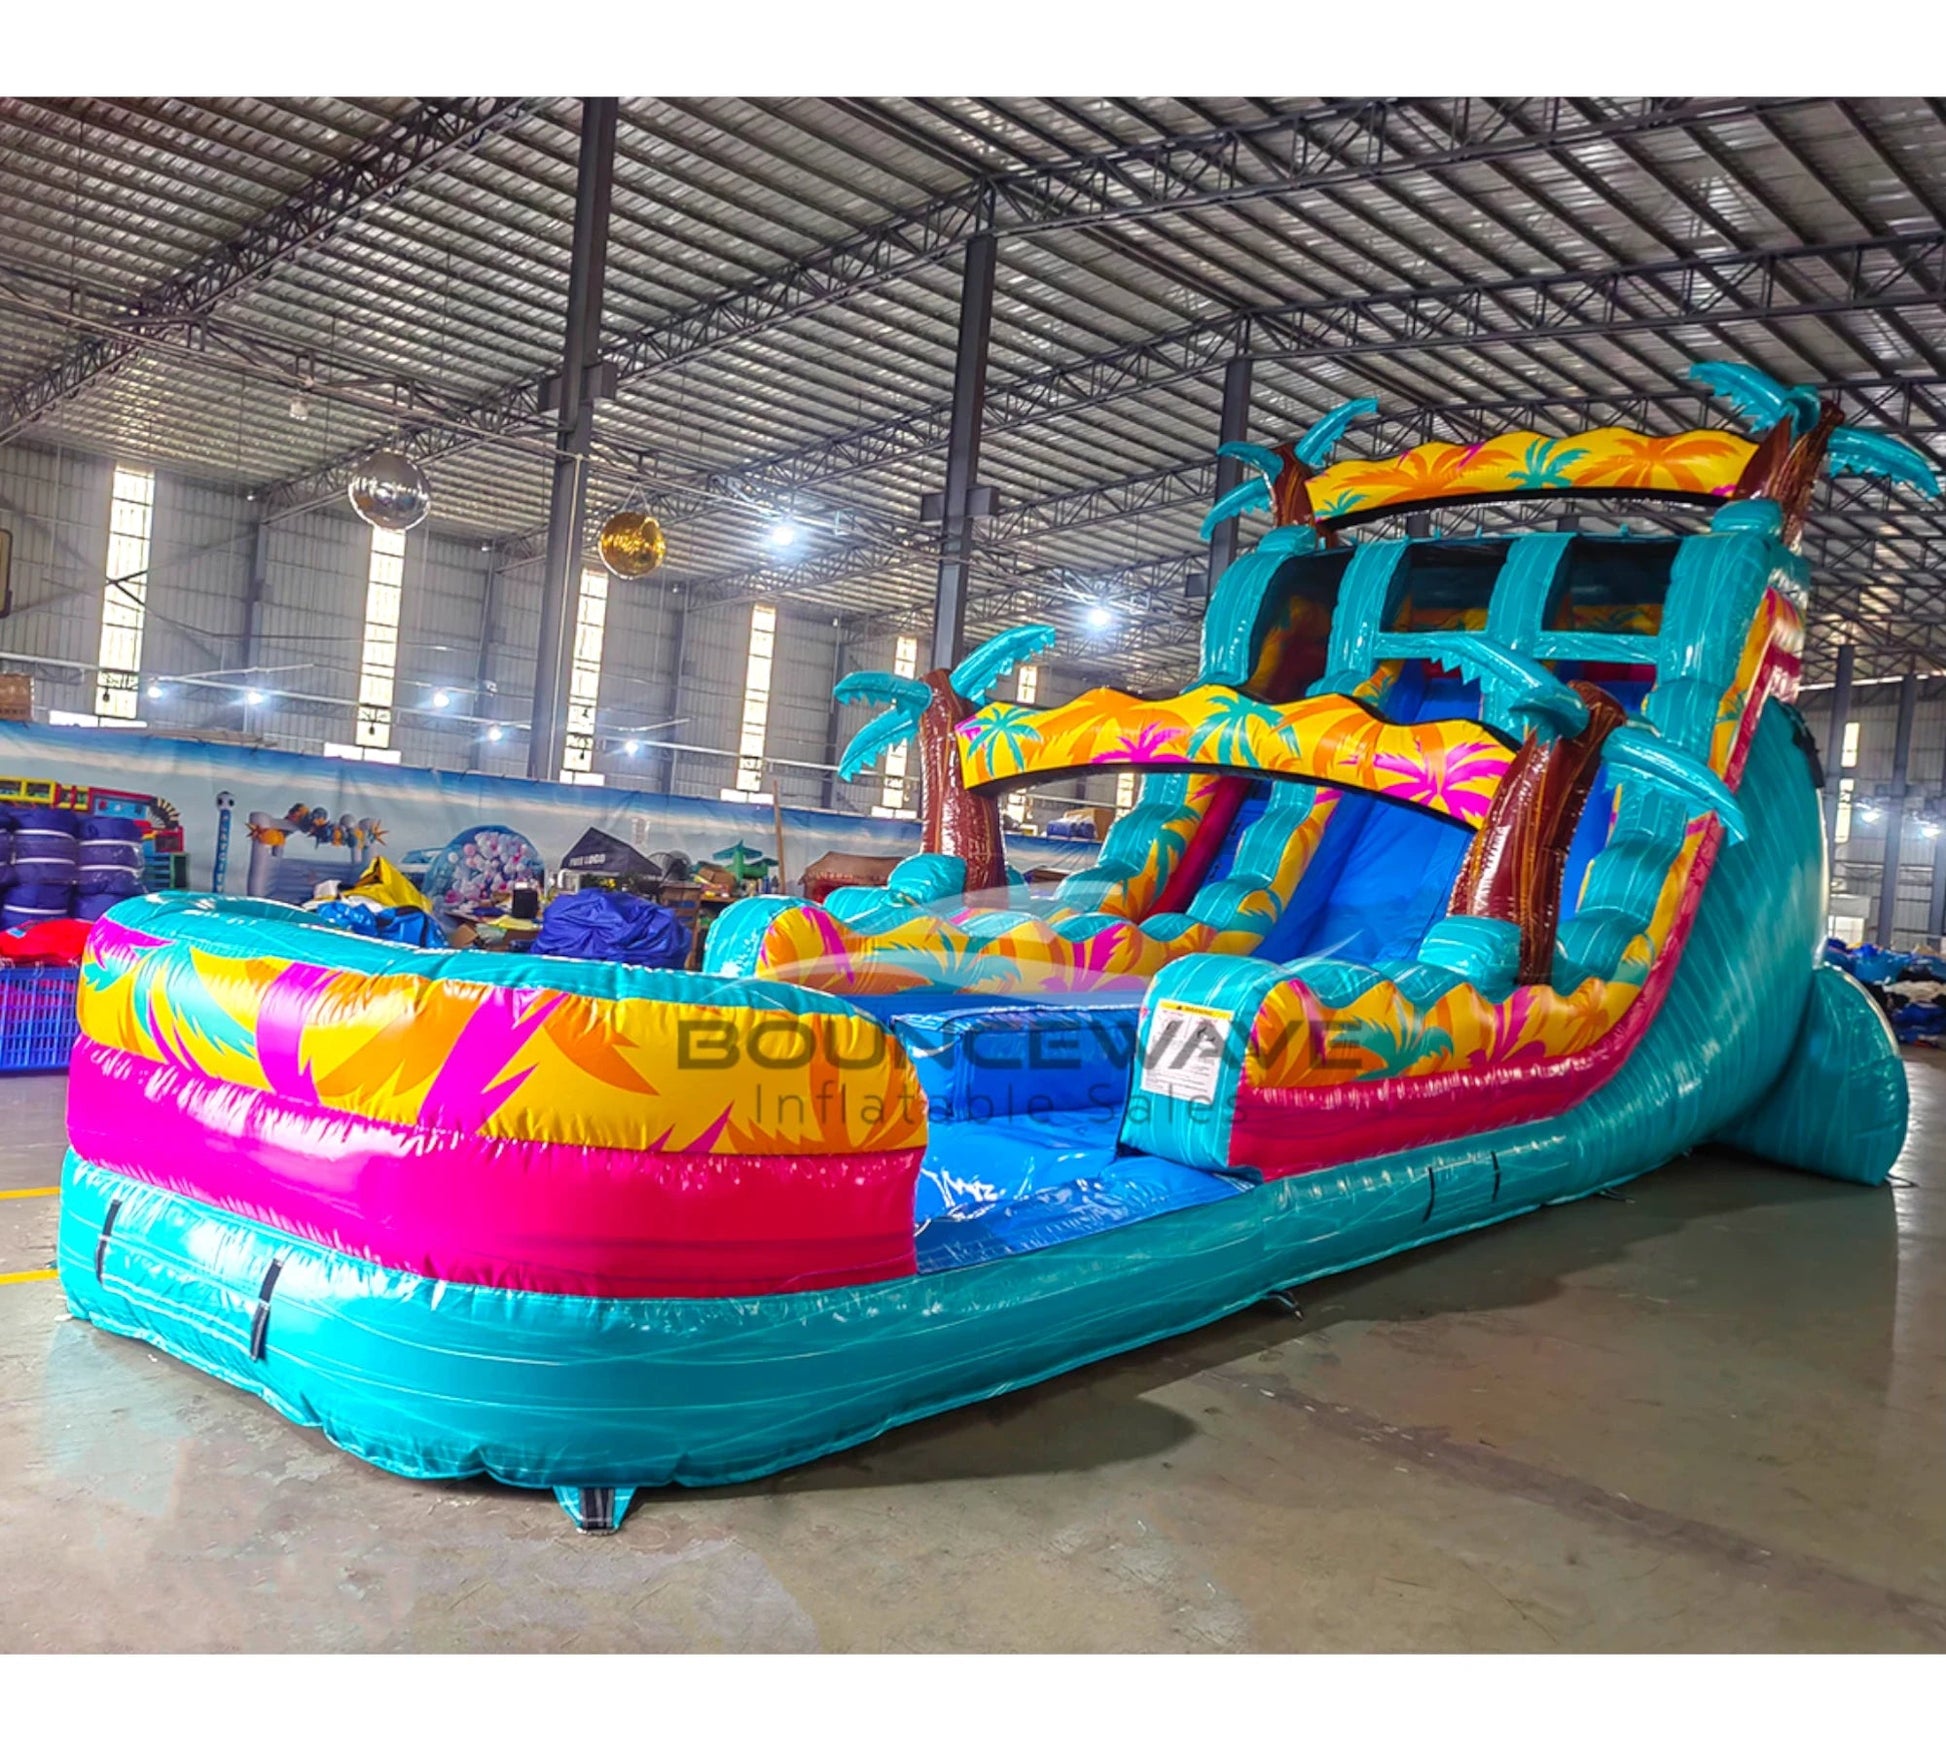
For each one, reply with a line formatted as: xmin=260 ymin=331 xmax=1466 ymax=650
xmin=918 ymin=668 xmax=1007 ymax=895
xmin=1449 ymin=681 xmax=1629 ymax=983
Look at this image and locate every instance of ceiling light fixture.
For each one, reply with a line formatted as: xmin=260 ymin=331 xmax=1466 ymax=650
xmin=432 ymin=689 xmax=452 ymax=709
xmin=767 ymin=521 xmax=800 ymax=550
xmin=486 ymin=725 xmax=504 ymax=743
xmin=1086 ymin=604 xmax=1114 ymax=630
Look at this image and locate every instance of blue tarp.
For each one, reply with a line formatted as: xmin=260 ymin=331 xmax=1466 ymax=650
xmin=533 ymin=888 xmax=690 ymax=968
xmin=308 ymin=899 xmax=445 ymax=948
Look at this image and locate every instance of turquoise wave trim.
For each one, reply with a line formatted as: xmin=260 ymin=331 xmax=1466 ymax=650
xmin=1714 ymin=965 xmax=1907 ymax=1185
xmin=1198 ymin=526 xmax=1320 ymax=687
xmin=1054 ymin=772 xmax=1197 ymax=916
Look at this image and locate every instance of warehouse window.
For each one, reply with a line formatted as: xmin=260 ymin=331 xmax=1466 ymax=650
xmin=1836 ymin=777 xmax=1856 ymax=845
xmin=724 ymin=602 xmax=777 ymax=799
xmin=560 ymin=568 xmax=607 ymax=782
xmin=96 ymin=464 xmax=154 ymax=719
xmin=1002 ymin=665 xmax=1042 ymax=822
xmin=1842 ymin=721 xmax=1860 ymax=768
xmin=356 ymin=526 xmax=406 ymax=749
xmin=875 ymin=634 xmax=921 ymax=817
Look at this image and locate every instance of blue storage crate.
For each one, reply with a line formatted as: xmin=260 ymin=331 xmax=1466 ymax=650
xmin=0 ymin=965 xmax=81 ymax=1073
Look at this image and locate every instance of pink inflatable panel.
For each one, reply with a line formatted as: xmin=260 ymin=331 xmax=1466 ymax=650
xmin=68 ymin=1041 xmax=922 ymax=1298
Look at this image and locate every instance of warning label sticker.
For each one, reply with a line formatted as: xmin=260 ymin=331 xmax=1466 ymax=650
xmin=1139 ymin=999 xmax=1233 ymax=1105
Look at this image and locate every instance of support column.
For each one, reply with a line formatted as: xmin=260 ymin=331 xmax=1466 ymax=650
xmin=658 ymin=595 xmax=688 ymax=795
xmin=1823 ymin=642 xmax=1855 ymax=854
xmin=240 ymin=511 xmax=269 ymax=676
xmin=930 ymin=230 xmax=997 ymax=673
xmin=820 ymin=623 xmax=848 ymax=809
xmin=473 ymin=545 xmax=501 ymax=702
xmin=1929 ymin=817 xmax=1946 ymax=942
xmin=1877 ymin=669 xmax=1918 ymax=946
xmin=1202 ymin=351 xmax=1254 ymax=599
xmin=528 ymin=96 xmax=618 ymax=782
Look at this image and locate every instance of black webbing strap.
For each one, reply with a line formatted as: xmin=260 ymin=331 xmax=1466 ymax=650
xmin=248 ymin=1259 xmax=284 ymax=1362
xmin=94 ymin=1198 xmax=122 ymax=1282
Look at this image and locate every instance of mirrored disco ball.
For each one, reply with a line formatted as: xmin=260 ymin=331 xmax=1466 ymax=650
xmin=598 ymin=510 xmax=667 ymax=578
xmin=347 ymin=450 xmax=432 ymax=532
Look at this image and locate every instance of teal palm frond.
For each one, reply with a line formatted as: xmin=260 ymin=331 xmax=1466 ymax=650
xmin=1292 ymin=396 xmax=1378 ymax=468
xmin=1825 ymin=427 xmax=1940 ymax=500
xmin=1433 ymin=636 xmax=1588 ymax=739
xmin=1198 ymin=476 xmax=1272 ymax=541
xmin=949 ymin=623 xmax=1058 ymax=706
xmin=1216 ymin=440 xmax=1287 ymax=481
xmin=833 ymin=669 xmax=932 ymax=714
xmin=1688 ymin=360 xmax=1820 ymax=438
xmin=837 ymin=706 xmax=925 ymax=782
xmin=1602 ymin=725 xmax=1747 ymax=843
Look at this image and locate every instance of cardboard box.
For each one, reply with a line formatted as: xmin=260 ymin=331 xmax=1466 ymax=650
xmin=0 ymin=672 xmax=32 ymax=722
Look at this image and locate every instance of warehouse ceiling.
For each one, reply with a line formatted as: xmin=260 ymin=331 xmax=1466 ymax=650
xmin=2 ymin=95 xmax=1943 ymax=689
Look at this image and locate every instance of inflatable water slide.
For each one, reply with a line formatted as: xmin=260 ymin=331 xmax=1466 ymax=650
xmin=60 ymin=363 xmax=1933 ymax=1531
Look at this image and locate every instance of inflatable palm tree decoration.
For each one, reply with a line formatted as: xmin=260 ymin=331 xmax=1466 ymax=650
xmin=1199 ymin=395 xmax=1380 ymax=543
xmin=1692 ymin=360 xmax=1939 ymax=543
xmin=835 ymin=623 xmax=1059 ymax=896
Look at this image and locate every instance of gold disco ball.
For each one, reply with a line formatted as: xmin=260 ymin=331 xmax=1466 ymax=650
xmin=347 ymin=450 xmax=432 ymax=532
xmin=599 ymin=509 xmax=667 ymax=579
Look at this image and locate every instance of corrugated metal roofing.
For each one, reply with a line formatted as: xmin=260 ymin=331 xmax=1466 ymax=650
xmin=2 ymin=94 xmax=1943 ymax=689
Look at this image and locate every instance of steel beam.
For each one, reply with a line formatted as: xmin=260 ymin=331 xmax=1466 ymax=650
xmin=528 ymin=98 xmax=618 ymax=783
xmin=930 ymin=232 xmax=997 ymax=671
xmin=253 ymin=98 xmax=1801 ymax=515
xmin=1824 ymin=642 xmax=1856 ymax=855
xmin=548 ymin=236 xmax=1946 ymax=535
xmin=2 ymin=98 xmax=540 ymax=443
xmin=1879 ymin=670 xmax=1920 ymax=945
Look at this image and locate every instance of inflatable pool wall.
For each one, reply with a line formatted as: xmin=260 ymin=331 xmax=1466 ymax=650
xmin=61 ymin=364 xmax=1931 ymax=1531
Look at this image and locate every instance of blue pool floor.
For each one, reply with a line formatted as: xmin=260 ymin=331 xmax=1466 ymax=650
xmin=913 ymin=1104 xmax=1249 ymax=1274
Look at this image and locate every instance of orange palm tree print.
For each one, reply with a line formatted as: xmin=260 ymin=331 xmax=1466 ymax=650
xmin=1330 ymin=440 xmax=1519 ymax=507
xmin=1574 ymin=431 xmax=1748 ymax=493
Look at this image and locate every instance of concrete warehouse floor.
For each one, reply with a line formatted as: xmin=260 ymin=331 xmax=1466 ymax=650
xmin=2 ymin=1060 xmax=1943 ymax=1655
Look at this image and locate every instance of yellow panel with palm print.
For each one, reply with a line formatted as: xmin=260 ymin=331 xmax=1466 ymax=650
xmin=1305 ymin=427 xmax=1757 ymax=524
xmin=959 ymin=684 xmax=1512 ymax=827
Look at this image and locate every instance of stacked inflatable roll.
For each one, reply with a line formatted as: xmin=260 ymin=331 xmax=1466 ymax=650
xmin=3 ymin=806 xmax=81 ymax=929
xmin=75 ymin=817 xmax=147 ymax=922
xmin=0 ymin=807 xmax=149 ymax=927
